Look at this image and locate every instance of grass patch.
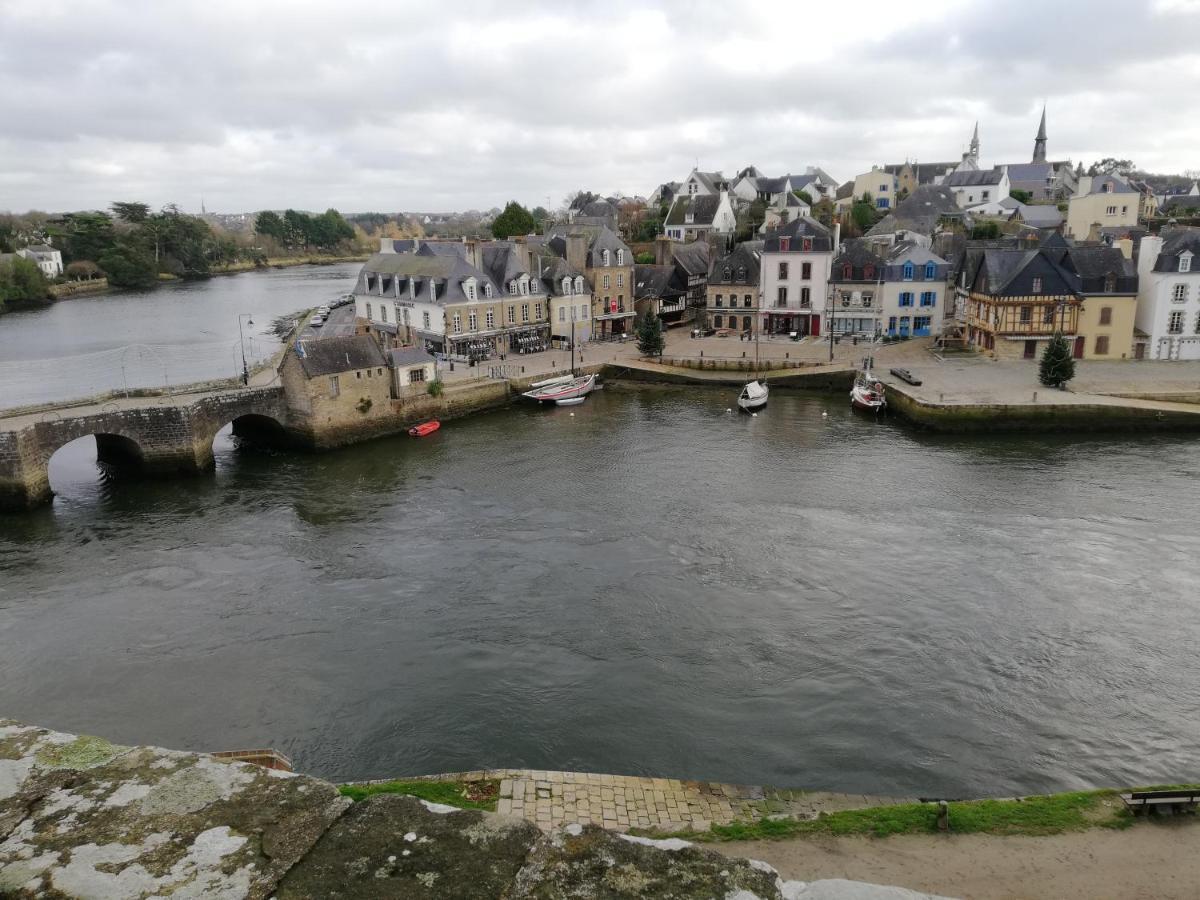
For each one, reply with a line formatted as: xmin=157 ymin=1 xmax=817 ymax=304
xmin=339 ymin=778 xmax=499 ymax=812
xmin=650 ymin=789 xmax=1180 ymax=843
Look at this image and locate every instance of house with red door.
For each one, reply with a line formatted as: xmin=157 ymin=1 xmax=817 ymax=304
xmin=758 ymin=216 xmax=837 ymax=338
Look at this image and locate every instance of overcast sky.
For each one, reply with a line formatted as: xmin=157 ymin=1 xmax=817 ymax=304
xmin=2 ymin=0 xmax=1199 ymax=215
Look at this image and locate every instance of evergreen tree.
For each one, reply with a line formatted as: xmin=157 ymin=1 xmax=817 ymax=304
xmin=491 ymin=201 xmax=536 ymax=239
xmin=635 ymin=311 xmax=664 ymax=357
xmin=1039 ymin=332 xmax=1075 ymax=388
xmin=0 ymin=256 xmax=51 ymax=307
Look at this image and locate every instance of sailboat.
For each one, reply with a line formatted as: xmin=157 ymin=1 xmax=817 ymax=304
xmin=737 ymin=317 xmax=769 ymax=412
xmin=522 ymin=314 xmax=595 ymax=405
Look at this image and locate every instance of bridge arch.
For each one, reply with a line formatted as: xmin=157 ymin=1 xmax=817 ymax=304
xmin=44 ymin=430 xmax=147 ymax=502
xmin=209 ymin=413 xmax=290 ymax=457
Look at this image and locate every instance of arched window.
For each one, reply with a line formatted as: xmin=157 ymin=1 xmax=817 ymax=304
xmin=602 ymin=249 xmax=611 ymax=266
xmin=617 ymin=250 xmax=625 ymax=265
xmin=562 ymin=277 xmax=572 ymax=295
xmin=723 ymin=267 xmax=731 ymax=281
xmin=902 ymin=261 xmax=914 ymax=281
xmin=484 ymin=283 xmax=493 ymax=298
xmin=924 ymin=261 xmax=936 ymax=280
xmin=574 ymin=276 xmax=584 ymax=293
xmin=737 ymin=267 xmax=745 ymax=281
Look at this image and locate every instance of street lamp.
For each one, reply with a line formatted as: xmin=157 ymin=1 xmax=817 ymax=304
xmin=237 ymin=314 xmax=255 ymax=385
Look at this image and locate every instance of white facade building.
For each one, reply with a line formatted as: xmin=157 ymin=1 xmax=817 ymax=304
xmin=1135 ymin=230 xmax=1200 ymax=360
xmin=758 ymin=217 xmax=837 ymax=337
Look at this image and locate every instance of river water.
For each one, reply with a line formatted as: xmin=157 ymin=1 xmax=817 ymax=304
xmin=0 ymin=263 xmax=360 ymax=407
xmin=2 ymin=375 xmax=1199 ymax=797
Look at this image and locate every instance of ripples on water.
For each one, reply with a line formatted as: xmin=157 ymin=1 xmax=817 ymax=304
xmin=2 ymin=387 xmax=1199 ymax=797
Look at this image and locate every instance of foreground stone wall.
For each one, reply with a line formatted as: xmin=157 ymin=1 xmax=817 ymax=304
xmin=0 ymin=720 xmax=951 ymax=899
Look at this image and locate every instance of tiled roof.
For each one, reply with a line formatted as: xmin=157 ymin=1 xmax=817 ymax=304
xmin=296 ymin=335 xmax=387 ymax=377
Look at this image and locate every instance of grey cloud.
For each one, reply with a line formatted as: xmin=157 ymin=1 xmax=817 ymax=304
xmin=1 ymin=0 xmax=1198 ymax=214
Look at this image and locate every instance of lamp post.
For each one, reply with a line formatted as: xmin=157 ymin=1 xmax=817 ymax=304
xmin=237 ymin=314 xmax=254 ymax=385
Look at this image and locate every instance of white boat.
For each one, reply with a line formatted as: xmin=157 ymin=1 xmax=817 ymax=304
xmin=556 ymin=397 xmax=586 ymax=407
xmin=737 ymin=379 xmax=769 ymax=412
xmin=522 ymin=373 xmax=596 ymax=403
xmin=850 ymin=366 xmax=886 ymax=412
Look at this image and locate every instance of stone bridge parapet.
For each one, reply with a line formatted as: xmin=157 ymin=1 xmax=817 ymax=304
xmin=0 ymin=386 xmax=288 ymax=510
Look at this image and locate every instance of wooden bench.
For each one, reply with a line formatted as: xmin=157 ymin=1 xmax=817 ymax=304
xmin=1120 ymin=789 xmax=1200 ymax=815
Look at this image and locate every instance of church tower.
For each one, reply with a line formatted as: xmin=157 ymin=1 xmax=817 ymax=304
xmin=1032 ymin=106 xmax=1047 ymax=163
xmin=968 ymin=121 xmax=980 ymax=162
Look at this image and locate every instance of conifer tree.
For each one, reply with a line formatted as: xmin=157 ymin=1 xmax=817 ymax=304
xmin=635 ymin=311 xmax=664 ymax=357
xmin=1039 ymin=332 xmax=1075 ymax=388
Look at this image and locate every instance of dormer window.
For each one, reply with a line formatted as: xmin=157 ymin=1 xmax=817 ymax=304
xmin=864 ymin=265 xmax=875 ymax=280
xmin=925 ymin=261 xmax=937 ymax=279
xmin=723 ymin=267 xmax=732 ymax=281
xmin=464 ymin=280 xmax=475 ymax=301
xmin=779 ymin=237 xmax=790 ymax=252
xmin=602 ymin=249 xmax=611 ymax=266
xmin=802 ymin=238 xmax=812 ymax=251
xmin=843 ymin=264 xmax=853 ymax=279
xmin=484 ymin=283 xmax=493 ymax=298
xmin=1104 ymin=273 xmax=1117 ymax=292
xmin=1181 ymin=252 xmax=1193 ymax=273
xmin=509 ymin=280 xmax=518 ymax=295
xmin=685 ymin=213 xmax=694 ymax=224
xmin=1031 ymin=276 xmax=1042 ymax=294
xmin=574 ymin=276 xmax=584 ymax=293
xmin=902 ymin=261 xmax=914 ymax=281
xmin=736 ymin=267 xmax=746 ymax=281
xmin=562 ymin=277 xmax=572 ymax=295
xmin=617 ymin=250 xmax=624 ymax=265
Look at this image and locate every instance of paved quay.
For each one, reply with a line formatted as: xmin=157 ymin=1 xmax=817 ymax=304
xmin=356 ymin=768 xmax=914 ymax=834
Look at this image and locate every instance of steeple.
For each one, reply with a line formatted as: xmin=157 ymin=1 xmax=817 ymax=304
xmin=1033 ymin=105 xmax=1048 ymax=163
xmin=968 ymin=121 xmax=979 ymax=161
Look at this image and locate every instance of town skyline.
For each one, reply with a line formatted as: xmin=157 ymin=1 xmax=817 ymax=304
xmin=3 ymin=0 xmax=1200 ymax=213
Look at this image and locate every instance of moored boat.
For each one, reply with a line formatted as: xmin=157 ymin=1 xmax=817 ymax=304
xmin=556 ymin=396 xmax=586 ymax=407
xmin=737 ymin=379 xmax=769 ymax=412
xmin=850 ymin=367 xmax=886 ymax=412
xmin=522 ymin=373 xmax=596 ymax=403
xmin=408 ymin=420 xmax=441 ymax=437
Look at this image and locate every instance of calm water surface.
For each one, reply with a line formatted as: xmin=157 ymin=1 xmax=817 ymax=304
xmin=0 ymin=264 xmax=359 ymax=407
xmin=2 ymin=387 xmax=1199 ymax=797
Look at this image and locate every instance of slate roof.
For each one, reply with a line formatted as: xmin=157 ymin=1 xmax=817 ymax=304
xmin=389 ymin=345 xmax=438 ymax=367
xmin=963 ymin=238 xmax=1135 ymax=298
xmin=1004 ymin=163 xmax=1056 ymax=183
xmin=831 ymin=239 xmax=886 ymax=280
xmin=868 ymin=185 xmax=962 ymax=237
xmin=1016 ymin=204 xmax=1064 ymax=228
xmin=943 ymin=168 xmax=1006 ymax=187
xmin=762 ymin=216 xmax=834 ymax=252
xmin=544 ymin=223 xmax=632 ymax=266
xmin=633 ymin=264 xmax=681 ymax=300
xmin=835 ymin=181 xmax=855 ymax=200
xmin=1086 ymin=175 xmax=1136 ymax=195
xmin=1161 ymin=195 xmax=1200 ymax=212
xmin=1151 ymin=227 xmax=1200 ymax=272
xmin=883 ymin=162 xmax=958 ymax=185
xmin=756 ymin=176 xmax=791 ymax=194
xmin=665 ymin=194 xmax=722 ymax=227
xmin=671 ymin=241 xmax=711 ymax=277
xmin=708 ymin=242 xmax=763 ymax=286
xmin=580 ymin=200 xmax=617 ymax=218
xmin=355 ymin=248 xmax=500 ymax=306
xmin=535 ymin=254 xmax=590 ymax=296
xmin=297 ymin=335 xmax=387 ymax=377
xmin=689 ymin=170 xmax=726 ymax=193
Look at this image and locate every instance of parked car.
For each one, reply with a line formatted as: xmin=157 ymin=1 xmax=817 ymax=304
xmin=309 ymin=315 xmax=324 ymax=327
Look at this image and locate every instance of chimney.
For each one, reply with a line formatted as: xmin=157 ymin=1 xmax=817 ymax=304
xmin=380 ymin=237 xmax=394 ymax=254
xmin=463 ymin=238 xmax=480 ymax=268
xmin=655 ymin=234 xmax=673 ymax=266
xmin=1116 ymin=238 xmax=1133 ymax=260
xmin=566 ymin=233 xmax=587 ymax=272
xmin=833 ymin=221 xmax=841 ymax=253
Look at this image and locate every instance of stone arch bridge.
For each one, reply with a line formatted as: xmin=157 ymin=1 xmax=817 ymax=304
xmin=0 ymin=386 xmax=290 ymax=511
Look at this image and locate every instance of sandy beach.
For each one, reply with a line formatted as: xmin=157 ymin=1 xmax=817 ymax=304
xmin=716 ymin=821 xmax=1200 ymax=899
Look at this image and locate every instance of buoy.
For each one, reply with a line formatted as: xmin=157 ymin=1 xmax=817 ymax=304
xmin=752 ymin=412 xmax=758 ymax=417
xmin=822 ymin=411 xmax=828 ymax=417
xmin=726 ymin=408 xmax=732 ymax=414
xmin=569 ymin=412 xmax=575 ymax=417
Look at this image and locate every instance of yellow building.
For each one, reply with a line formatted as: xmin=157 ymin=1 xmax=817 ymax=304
xmin=959 ymin=237 xmax=1137 ymax=361
xmin=1066 ymin=175 xmax=1140 ymax=239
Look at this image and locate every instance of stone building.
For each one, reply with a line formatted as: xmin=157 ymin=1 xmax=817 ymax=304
xmin=544 ymin=224 xmax=635 ymax=338
xmin=704 ymin=241 xmax=762 ymax=335
xmin=279 ymin=335 xmax=393 ymax=446
xmin=538 ymin=254 xmax=593 ymax=347
xmin=388 ymin=345 xmax=438 ymax=395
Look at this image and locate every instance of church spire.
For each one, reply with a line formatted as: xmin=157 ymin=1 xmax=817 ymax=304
xmin=1033 ymin=105 xmax=1048 ymax=163
xmin=969 ymin=121 xmax=979 ymax=161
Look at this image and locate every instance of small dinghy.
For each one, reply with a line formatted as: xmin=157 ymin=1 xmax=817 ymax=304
xmin=408 ymin=420 xmax=441 ymax=437
xmin=556 ymin=396 xmax=586 ymax=407
xmin=737 ymin=379 xmax=769 ymax=412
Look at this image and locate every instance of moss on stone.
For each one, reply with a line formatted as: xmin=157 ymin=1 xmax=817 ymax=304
xmin=34 ymin=735 xmax=126 ymax=771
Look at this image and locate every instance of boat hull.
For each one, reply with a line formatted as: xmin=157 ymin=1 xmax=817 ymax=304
xmin=556 ymin=397 xmax=586 ymax=407
xmin=522 ymin=374 xmax=596 ymax=403
xmin=737 ymin=381 xmax=769 ymax=412
xmin=408 ymin=420 xmax=441 ymax=437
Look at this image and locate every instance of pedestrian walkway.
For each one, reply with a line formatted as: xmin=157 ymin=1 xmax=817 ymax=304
xmin=363 ymin=768 xmax=914 ymax=834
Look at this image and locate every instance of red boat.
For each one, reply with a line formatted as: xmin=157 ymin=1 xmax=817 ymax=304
xmin=408 ymin=420 xmax=440 ymax=437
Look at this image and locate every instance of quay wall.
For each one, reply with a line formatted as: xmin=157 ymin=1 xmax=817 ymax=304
xmin=886 ymin=385 xmax=1200 ymax=433
xmin=603 ymin=361 xmax=856 ymax=391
